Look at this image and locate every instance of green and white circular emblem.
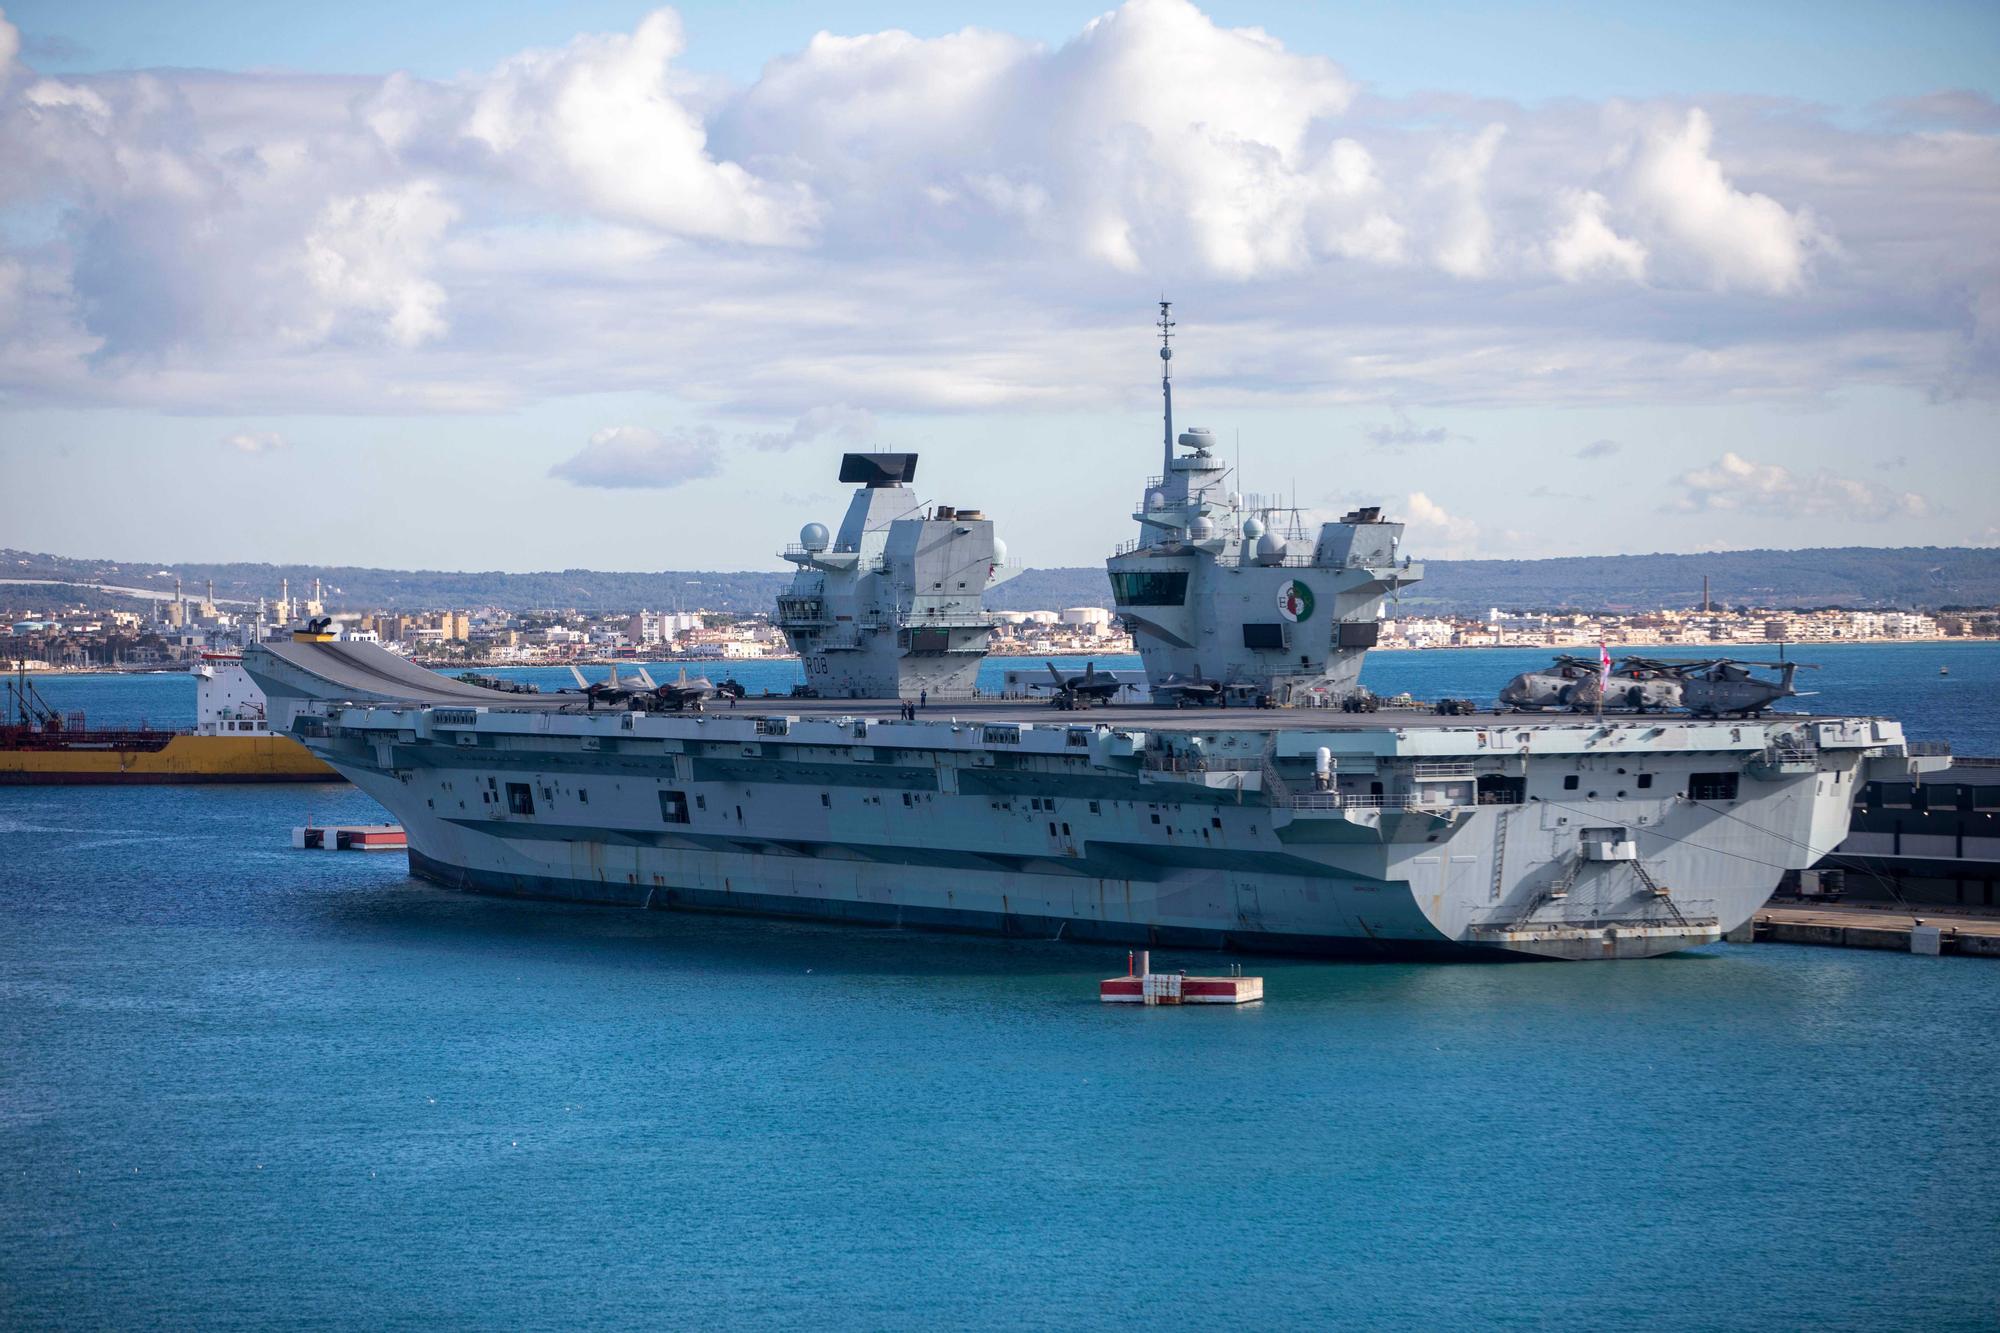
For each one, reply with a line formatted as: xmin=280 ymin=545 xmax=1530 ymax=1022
xmin=1276 ymin=579 xmax=1314 ymax=622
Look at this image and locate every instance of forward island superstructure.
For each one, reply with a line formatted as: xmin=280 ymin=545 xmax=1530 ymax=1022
xmin=774 ymin=452 xmax=1015 ymax=699
xmin=246 ymin=308 xmax=1946 ymax=960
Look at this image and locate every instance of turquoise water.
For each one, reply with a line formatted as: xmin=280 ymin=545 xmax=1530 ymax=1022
xmin=5 ymin=643 xmax=1998 ymax=1327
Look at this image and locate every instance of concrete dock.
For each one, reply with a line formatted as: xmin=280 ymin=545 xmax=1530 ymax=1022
xmin=1751 ymin=903 xmax=2000 ymax=957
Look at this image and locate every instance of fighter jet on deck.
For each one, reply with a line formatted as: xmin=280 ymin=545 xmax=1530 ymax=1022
xmin=567 ymin=665 xmax=718 ymax=712
xmin=1153 ymin=669 xmax=1227 ymax=708
xmin=1044 ymin=661 xmax=1126 ymax=709
xmin=566 ymin=664 xmax=653 ymax=710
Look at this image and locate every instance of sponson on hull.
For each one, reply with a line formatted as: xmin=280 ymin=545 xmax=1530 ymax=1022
xmin=246 ymin=307 xmax=1948 ymax=960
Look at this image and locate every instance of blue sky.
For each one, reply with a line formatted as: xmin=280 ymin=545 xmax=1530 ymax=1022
xmin=15 ymin=1 xmax=1999 ymax=107
xmin=0 ymin=0 xmax=1995 ymax=573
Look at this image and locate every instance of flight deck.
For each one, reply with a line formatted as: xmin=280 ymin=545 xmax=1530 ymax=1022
xmin=255 ymin=636 xmax=1851 ymax=735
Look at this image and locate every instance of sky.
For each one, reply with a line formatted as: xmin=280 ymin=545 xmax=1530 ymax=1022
xmin=0 ymin=0 xmax=1995 ymax=573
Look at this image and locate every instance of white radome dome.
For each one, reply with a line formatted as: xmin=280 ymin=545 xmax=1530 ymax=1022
xmin=800 ymin=522 xmax=830 ymax=552
xmin=991 ymin=538 xmax=1008 ymax=564
xmin=1255 ymin=533 xmax=1288 ymax=566
xmin=1188 ymin=515 xmax=1215 ymax=542
xmin=1145 ymin=489 xmax=1165 ymax=511
xmin=1242 ymin=517 xmax=1266 ymax=541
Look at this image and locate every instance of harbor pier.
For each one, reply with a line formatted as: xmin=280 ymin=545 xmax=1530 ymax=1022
xmin=1751 ymin=904 xmax=2000 ymax=957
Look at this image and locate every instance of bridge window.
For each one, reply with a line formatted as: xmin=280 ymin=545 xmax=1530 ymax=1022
xmin=505 ymin=782 xmax=535 ymax=815
xmin=659 ymin=790 xmax=690 ymax=824
xmin=1110 ymin=571 xmax=1189 ymax=606
xmin=1689 ymin=772 xmax=1739 ymax=802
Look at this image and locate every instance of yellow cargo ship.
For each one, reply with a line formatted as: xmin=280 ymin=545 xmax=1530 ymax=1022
xmin=2 ymin=653 xmax=340 ymax=785
xmin=0 ymin=732 xmax=336 ymax=784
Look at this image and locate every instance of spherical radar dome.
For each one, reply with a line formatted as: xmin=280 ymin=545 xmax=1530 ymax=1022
xmin=991 ymin=538 xmax=1008 ymax=565
xmin=1255 ymin=532 xmax=1288 ymax=566
xmin=1188 ymin=515 xmax=1215 ymax=542
xmin=800 ymin=522 xmax=830 ymax=552
xmin=1242 ymin=516 xmax=1266 ymax=541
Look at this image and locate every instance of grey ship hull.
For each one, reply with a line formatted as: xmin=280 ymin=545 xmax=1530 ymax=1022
xmin=404 ymin=848 xmax=1510 ymax=960
xmin=249 ymin=638 xmax=1940 ymax=962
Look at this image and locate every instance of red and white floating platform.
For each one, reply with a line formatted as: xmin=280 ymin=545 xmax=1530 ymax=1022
xmin=292 ymin=824 xmax=407 ymax=851
xmin=1100 ymin=951 xmax=1263 ymax=1005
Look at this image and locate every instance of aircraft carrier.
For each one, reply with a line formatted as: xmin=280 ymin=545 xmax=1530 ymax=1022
xmin=246 ymin=306 xmax=1945 ymax=959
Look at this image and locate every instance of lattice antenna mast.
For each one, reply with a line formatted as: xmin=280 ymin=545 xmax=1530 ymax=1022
xmin=1157 ymin=299 xmax=1175 ymax=480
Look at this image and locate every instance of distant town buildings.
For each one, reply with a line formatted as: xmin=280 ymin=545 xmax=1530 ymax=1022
xmin=1379 ymin=606 xmax=1952 ymax=650
xmin=1 ymin=581 xmax=1991 ymax=674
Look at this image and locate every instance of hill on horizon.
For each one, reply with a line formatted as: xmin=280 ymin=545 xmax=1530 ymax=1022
xmin=5 ymin=545 xmax=1996 ymax=617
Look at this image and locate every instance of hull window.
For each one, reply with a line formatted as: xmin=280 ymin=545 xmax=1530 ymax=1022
xmin=659 ymin=790 xmax=691 ymax=824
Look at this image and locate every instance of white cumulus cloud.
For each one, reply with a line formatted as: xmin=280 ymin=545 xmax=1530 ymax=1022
xmin=550 ymin=425 xmax=724 ymax=489
xmin=220 ymin=430 xmax=287 ymax=453
xmin=1547 ymin=189 xmax=1647 ymax=283
xmin=302 ymin=181 xmax=457 ymax=348
xmin=0 ymin=0 xmax=1990 ymax=424
xmin=1673 ymin=451 xmax=1931 ymax=519
xmin=378 ymin=9 xmax=814 ymax=245
xmin=1621 ymin=109 xmax=1817 ymax=294
xmin=744 ymin=404 xmax=876 ymax=452
xmin=1423 ymin=124 xmax=1505 ymax=279
xmin=1402 ymin=491 xmax=1482 ymax=556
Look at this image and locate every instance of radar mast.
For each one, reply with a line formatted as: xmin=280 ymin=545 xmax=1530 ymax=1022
xmin=1158 ymin=299 xmax=1175 ymax=479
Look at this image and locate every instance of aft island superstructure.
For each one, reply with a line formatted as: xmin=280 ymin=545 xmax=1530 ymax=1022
xmin=246 ymin=308 xmax=1945 ymax=960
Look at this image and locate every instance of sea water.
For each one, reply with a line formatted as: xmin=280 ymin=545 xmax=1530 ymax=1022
xmin=3 ymin=644 xmax=1997 ymax=1328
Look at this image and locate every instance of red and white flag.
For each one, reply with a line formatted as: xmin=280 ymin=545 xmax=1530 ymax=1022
xmin=1599 ymin=641 xmax=1612 ymax=695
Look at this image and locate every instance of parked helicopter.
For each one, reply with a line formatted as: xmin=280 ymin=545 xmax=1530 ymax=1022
xmin=1675 ymin=658 xmax=1813 ymax=717
xmin=1498 ymin=654 xmax=1682 ymax=713
xmin=1043 ymin=661 xmax=1127 ymax=709
xmin=1499 ymin=654 xmax=1812 ymax=717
